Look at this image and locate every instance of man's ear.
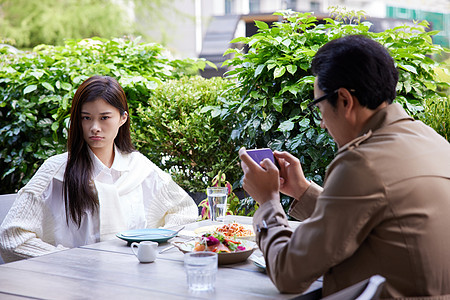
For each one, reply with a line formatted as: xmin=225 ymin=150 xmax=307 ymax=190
xmin=337 ymin=88 xmax=356 ymax=121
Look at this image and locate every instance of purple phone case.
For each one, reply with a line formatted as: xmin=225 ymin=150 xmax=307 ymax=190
xmin=247 ymin=148 xmax=275 ymax=164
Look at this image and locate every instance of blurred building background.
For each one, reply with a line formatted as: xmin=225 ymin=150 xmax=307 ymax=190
xmin=142 ymin=0 xmax=449 ymax=77
xmin=1 ymin=0 xmax=448 ymax=76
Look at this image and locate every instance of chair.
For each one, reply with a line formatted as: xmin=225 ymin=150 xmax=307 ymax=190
xmin=0 ymin=193 xmax=17 ymax=264
xmin=292 ymin=275 xmax=386 ymax=300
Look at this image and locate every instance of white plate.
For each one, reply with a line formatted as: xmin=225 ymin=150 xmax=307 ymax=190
xmin=172 ymin=239 xmax=257 ymax=265
xmin=116 ymin=228 xmax=177 ymax=246
xmin=194 ymin=223 xmax=255 ymax=241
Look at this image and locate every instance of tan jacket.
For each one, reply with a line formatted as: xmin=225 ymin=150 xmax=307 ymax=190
xmin=253 ymin=103 xmax=450 ymax=299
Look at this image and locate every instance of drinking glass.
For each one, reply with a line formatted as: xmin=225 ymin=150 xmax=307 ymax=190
xmin=207 ymin=187 xmax=228 ymax=222
xmin=184 ymin=252 xmax=218 ymax=291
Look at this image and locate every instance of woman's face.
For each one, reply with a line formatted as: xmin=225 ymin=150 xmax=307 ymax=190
xmin=81 ymin=98 xmax=127 ymax=155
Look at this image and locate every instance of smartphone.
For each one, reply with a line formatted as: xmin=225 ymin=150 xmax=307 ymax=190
xmin=246 ymin=148 xmax=279 ymax=169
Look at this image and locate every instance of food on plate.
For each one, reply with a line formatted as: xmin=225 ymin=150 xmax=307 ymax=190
xmin=193 ymin=232 xmax=247 ymax=253
xmin=215 ymin=222 xmax=254 ymax=238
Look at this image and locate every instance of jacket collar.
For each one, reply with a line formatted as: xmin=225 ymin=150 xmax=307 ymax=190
xmin=338 ymin=103 xmax=414 ymax=154
xmin=358 ymin=103 xmax=413 ymax=136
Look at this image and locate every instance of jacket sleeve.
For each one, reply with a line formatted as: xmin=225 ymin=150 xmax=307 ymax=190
xmin=0 ymin=191 xmax=67 ymax=263
xmin=288 ymin=181 xmax=323 ymax=221
xmin=252 ymin=150 xmax=387 ymax=294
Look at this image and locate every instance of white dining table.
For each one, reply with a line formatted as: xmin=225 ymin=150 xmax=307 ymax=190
xmin=0 ymin=215 xmax=322 ymax=299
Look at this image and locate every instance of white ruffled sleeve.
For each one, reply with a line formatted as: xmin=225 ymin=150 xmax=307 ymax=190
xmin=141 ymin=162 xmax=199 ymax=228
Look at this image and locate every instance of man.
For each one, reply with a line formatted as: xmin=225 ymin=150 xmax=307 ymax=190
xmin=239 ymin=35 xmax=450 ymax=298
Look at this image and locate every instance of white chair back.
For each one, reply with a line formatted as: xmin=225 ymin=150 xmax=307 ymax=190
xmin=292 ymin=275 xmax=386 ymax=300
xmin=0 ymin=193 xmax=16 ymax=225
xmin=0 ymin=193 xmax=17 ymax=264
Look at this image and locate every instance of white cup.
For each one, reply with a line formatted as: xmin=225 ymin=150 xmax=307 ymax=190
xmin=131 ymin=241 xmax=158 ymax=263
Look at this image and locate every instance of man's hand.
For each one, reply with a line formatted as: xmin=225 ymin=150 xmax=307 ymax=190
xmin=239 ymin=147 xmax=280 ymax=205
xmin=273 ymin=151 xmax=311 ymax=200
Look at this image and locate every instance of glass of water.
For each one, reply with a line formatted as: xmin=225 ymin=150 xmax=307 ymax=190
xmin=184 ymin=252 xmax=218 ymax=291
xmin=207 ymin=187 xmax=228 ymax=222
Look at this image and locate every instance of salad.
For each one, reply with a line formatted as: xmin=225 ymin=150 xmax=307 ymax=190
xmin=194 ymin=232 xmax=247 ymax=253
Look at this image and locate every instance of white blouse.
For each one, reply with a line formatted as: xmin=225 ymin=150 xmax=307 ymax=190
xmin=0 ymin=147 xmax=199 ymax=262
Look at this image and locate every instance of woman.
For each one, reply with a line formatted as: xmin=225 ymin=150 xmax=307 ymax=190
xmin=0 ymin=76 xmax=198 ymax=263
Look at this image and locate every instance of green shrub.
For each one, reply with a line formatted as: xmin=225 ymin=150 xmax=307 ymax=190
xmin=0 ymin=37 xmax=209 ymax=194
xmin=419 ymin=96 xmax=450 ymax=140
xmin=132 ymin=76 xmax=241 ymax=192
xmin=0 ymin=0 xmax=132 ymax=49
xmin=219 ymin=9 xmax=448 ymax=211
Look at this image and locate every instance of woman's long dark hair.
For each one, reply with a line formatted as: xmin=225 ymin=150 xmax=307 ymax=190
xmin=63 ymin=76 xmax=135 ymax=227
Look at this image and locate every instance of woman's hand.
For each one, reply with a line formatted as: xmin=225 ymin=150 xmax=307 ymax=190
xmin=273 ymin=151 xmax=310 ymax=200
xmin=239 ymin=147 xmax=280 ymax=205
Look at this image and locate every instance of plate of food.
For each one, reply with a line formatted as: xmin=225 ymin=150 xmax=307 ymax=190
xmin=172 ymin=231 xmax=257 ymax=265
xmin=194 ymin=222 xmax=255 ymax=241
xmin=116 ymin=228 xmax=178 ymax=246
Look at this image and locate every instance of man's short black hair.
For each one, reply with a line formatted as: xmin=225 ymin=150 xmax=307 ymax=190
xmin=311 ymin=35 xmax=399 ymax=109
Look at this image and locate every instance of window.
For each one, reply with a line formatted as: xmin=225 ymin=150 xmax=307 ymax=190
xmin=249 ymin=0 xmax=260 ymax=13
xmin=285 ymin=0 xmax=297 ymax=10
xmin=310 ymin=1 xmax=320 ymax=12
xmin=225 ymin=0 xmax=233 ymax=15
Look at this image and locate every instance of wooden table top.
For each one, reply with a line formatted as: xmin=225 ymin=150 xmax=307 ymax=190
xmin=0 ymin=216 xmax=322 ymax=299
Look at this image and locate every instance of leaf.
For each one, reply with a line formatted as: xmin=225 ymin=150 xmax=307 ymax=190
xmin=424 ymin=82 xmax=436 ymax=91
xmin=399 ymin=64 xmax=417 ymax=74
xmin=61 ymin=82 xmax=73 ymax=91
xmin=282 ymin=39 xmax=292 ymax=48
xmin=261 ymin=114 xmax=275 ymax=132
xmin=254 ymin=20 xmax=269 ymax=30
xmin=267 ymin=63 xmax=277 ymax=71
xmin=230 ymin=37 xmax=248 ymax=43
xmin=287 ymin=133 xmax=304 ymax=150
xmin=211 ymin=107 xmax=222 ymax=118
xmin=231 ymin=129 xmax=242 ymax=140
xmin=41 ymin=82 xmax=55 ymax=92
xmin=223 ymin=48 xmax=239 ymax=56
xmin=23 ymin=85 xmax=37 ymax=94
xmin=273 ymin=66 xmax=286 ymax=79
xmin=404 ymin=81 xmax=412 ymax=93
xmin=73 ymin=75 xmax=89 ymax=84
xmin=287 ymin=65 xmax=297 ymax=75
xmin=30 ymin=70 xmax=44 ymax=80
xmin=306 ymin=128 xmax=315 ymax=139
xmin=298 ymin=118 xmax=310 ymax=128
xmin=199 ymin=106 xmax=214 ymax=114
xmin=316 ymin=133 xmax=328 ymax=144
xmin=51 ymin=122 xmax=59 ymax=132
xmin=145 ymin=81 xmax=158 ymax=90
xmin=254 ymin=64 xmax=265 ymax=77
xmin=272 ymin=98 xmax=283 ymax=112
xmin=278 ymin=120 xmax=294 ymax=132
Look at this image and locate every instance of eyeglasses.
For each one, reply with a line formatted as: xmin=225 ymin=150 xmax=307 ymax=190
xmin=307 ymin=90 xmax=338 ymax=121
xmin=307 ymin=89 xmax=356 ymax=121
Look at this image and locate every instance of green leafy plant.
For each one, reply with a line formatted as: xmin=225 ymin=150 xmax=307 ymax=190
xmin=132 ymin=76 xmax=241 ymax=192
xmin=219 ymin=9 xmax=448 ymax=211
xmin=0 ymin=0 xmax=133 ymax=49
xmin=419 ymin=96 xmax=450 ymax=140
xmin=0 ymin=37 xmax=209 ymax=194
